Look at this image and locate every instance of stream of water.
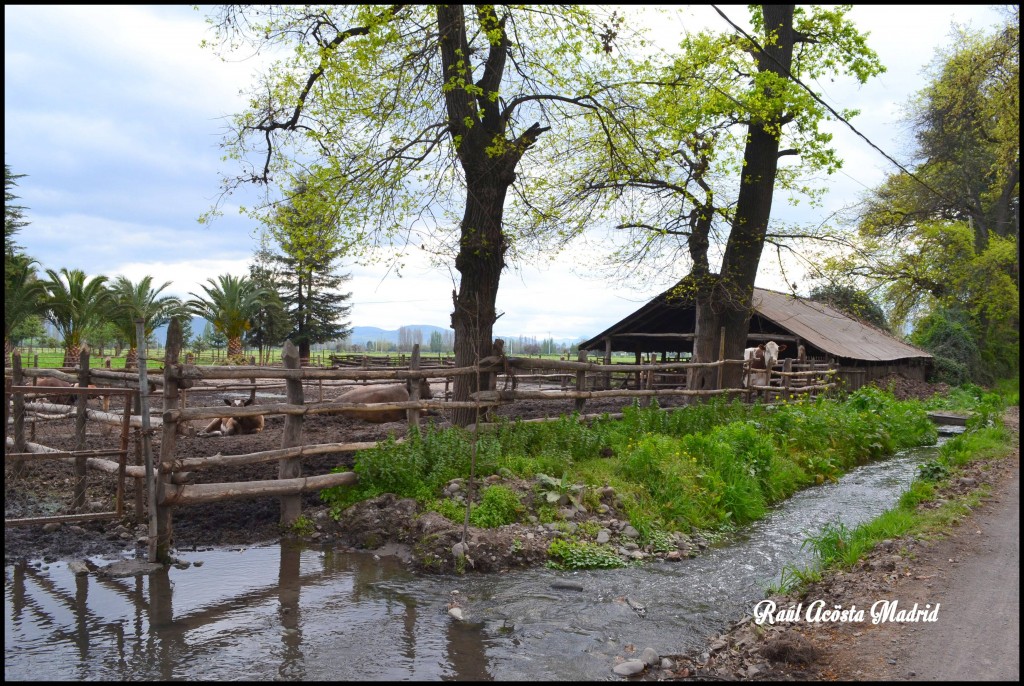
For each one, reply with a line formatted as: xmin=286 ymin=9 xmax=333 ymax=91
xmin=5 ymin=442 xmax=944 ymax=681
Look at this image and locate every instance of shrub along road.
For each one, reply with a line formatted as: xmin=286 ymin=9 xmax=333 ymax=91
xmin=664 ymin=406 xmax=1019 ymax=681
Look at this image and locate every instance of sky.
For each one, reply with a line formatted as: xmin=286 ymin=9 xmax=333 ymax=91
xmin=4 ymin=5 xmax=1007 ymax=342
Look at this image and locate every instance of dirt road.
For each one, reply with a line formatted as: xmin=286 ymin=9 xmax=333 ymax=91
xmin=670 ymin=406 xmax=1020 ymax=682
xmin=844 ymin=406 xmax=1020 ymax=681
xmin=897 ymin=463 xmax=1019 ymax=680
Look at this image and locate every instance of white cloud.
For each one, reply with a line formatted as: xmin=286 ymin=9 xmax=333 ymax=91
xmin=5 ymin=5 xmax=1006 ymax=341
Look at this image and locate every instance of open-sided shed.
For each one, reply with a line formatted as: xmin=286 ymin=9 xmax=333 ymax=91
xmin=579 ymin=286 xmax=932 ymax=390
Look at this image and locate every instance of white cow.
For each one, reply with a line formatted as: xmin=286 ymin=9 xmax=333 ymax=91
xmin=743 ymin=341 xmax=787 ymax=388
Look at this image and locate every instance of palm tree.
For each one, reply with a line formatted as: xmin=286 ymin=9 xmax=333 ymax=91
xmin=109 ymin=275 xmax=184 ymax=368
xmin=4 ymin=254 xmax=45 ymax=366
xmin=187 ymin=274 xmax=268 ymax=361
xmin=40 ymin=268 xmax=111 ymax=367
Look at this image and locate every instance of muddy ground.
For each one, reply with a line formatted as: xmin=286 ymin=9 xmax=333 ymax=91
xmin=8 ymin=373 xmax=1015 ymax=681
xmin=4 ymin=378 xmax=693 ymax=567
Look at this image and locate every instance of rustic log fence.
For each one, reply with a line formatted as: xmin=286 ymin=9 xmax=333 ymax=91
xmin=6 ymin=322 xmax=836 ymax=564
xmin=5 ymin=348 xmax=137 ymax=528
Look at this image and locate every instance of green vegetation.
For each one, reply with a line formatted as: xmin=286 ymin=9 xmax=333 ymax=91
xmin=470 ymin=485 xmax=525 ymax=529
xmin=821 ymin=8 xmax=1019 ymax=387
xmin=547 ymin=538 xmax=627 ymax=570
xmin=769 ymin=385 xmax=1014 ymax=595
xmin=322 ymin=386 xmax=951 ymax=567
xmin=287 ymin=515 xmax=316 ymax=537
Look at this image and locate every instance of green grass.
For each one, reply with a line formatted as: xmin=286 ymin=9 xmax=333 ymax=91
xmin=320 ymin=385 xmax=972 ymax=571
xmin=767 ymin=385 xmax=1016 ymax=594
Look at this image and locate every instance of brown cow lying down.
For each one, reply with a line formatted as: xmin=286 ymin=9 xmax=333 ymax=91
xmin=332 ymin=379 xmax=433 ymax=424
xmin=33 ymin=377 xmax=75 ymax=405
xmin=200 ymin=397 xmax=265 ymax=437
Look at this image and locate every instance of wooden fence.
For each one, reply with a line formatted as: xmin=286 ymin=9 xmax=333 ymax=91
xmin=5 ymin=348 xmax=139 ymax=528
xmin=5 ymin=322 xmax=836 ymax=565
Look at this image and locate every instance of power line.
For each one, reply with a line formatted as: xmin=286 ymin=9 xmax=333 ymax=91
xmin=709 ymin=4 xmax=959 ymax=209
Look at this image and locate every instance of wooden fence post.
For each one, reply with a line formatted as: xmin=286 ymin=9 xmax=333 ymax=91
xmin=782 ymin=358 xmax=793 ymax=403
xmin=574 ymin=350 xmax=588 ymax=414
xmin=10 ymin=351 xmax=26 ymax=478
xmin=116 ymin=390 xmax=132 ymax=517
xmin=279 ymin=340 xmax=304 ymax=526
xmin=133 ymin=427 xmax=144 ymax=521
xmin=72 ymin=348 xmax=91 ymax=512
xmin=716 ymin=326 xmax=726 ymax=391
xmin=603 ymin=339 xmax=612 ymax=390
xmin=633 ymin=350 xmax=642 ymax=391
xmin=151 ymin=317 xmax=180 ymax=564
xmin=3 ymin=375 xmax=10 ymax=449
xmin=406 ymin=343 xmax=422 ymax=433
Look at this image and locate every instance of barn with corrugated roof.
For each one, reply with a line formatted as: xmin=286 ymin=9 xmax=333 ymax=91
xmin=578 ymin=286 xmax=932 ymax=390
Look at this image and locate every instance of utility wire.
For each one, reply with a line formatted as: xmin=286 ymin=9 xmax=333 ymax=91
xmin=710 ymin=4 xmax=960 ymax=209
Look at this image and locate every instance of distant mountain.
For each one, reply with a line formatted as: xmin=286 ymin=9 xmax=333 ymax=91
xmin=152 ymin=320 xmax=582 ymax=349
xmin=152 ymin=316 xmax=210 ymax=345
xmin=349 ymin=325 xmax=450 ymax=346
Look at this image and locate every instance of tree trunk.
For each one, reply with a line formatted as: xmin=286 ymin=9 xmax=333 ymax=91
xmin=227 ymin=337 xmax=244 ymax=359
xmin=689 ymin=289 xmax=721 ymax=391
xmin=63 ymin=343 xmax=81 ymax=369
xmin=689 ymin=4 xmax=796 ymax=389
xmin=436 ymin=5 xmax=547 ymax=426
xmin=124 ymin=346 xmax=138 ymax=370
xmin=450 ymin=175 xmax=510 ymax=427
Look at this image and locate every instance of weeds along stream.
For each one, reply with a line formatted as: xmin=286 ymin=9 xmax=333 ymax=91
xmin=4 ymin=440 xmax=941 ymax=681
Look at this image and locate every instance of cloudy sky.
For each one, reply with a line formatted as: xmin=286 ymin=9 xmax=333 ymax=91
xmin=4 ymin=5 xmax=1005 ymax=342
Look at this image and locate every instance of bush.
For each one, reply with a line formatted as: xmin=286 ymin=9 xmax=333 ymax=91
xmin=547 ymin=538 xmax=626 ymax=569
xmin=930 ymin=354 xmax=970 ymax=385
xmin=470 ymin=485 xmax=524 ymax=528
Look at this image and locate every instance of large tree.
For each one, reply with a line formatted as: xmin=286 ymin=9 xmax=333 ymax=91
xmin=5 ymin=165 xmax=39 ymax=365
xmin=40 ymin=268 xmax=111 ymax=367
xmin=823 ymin=8 xmax=1019 ymax=382
xmin=4 ymin=254 xmax=45 ymax=365
xmin=203 ymin=5 xmax=632 ymax=425
xmin=187 ymin=274 xmax=270 ymax=361
xmin=809 ymin=283 xmax=888 ymax=331
xmin=109 ymin=275 xmax=183 ymax=368
xmin=267 ymin=180 xmax=353 ymax=362
xmin=5 ymin=164 xmax=29 ymax=259
xmin=574 ymin=6 xmax=883 ymax=389
xmin=246 ymin=231 xmax=292 ymax=364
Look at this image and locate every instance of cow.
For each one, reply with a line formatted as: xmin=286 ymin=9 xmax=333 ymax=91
xmin=200 ymin=388 xmax=265 ymax=437
xmin=743 ymin=341 xmax=787 ymax=388
xmin=331 ymin=379 xmax=434 ymax=424
xmin=33 ymin=377 xmax=76 ymax=405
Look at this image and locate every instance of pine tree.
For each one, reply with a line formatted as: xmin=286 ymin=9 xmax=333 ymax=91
xmin=269 ymin=181 xmax=353 ymax=361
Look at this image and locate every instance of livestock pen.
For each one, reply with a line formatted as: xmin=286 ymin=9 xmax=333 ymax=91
xmin=5 ymin=349 xmax=140 ymax=527
xmin=5 ymin=319 xmax=836 ymax=565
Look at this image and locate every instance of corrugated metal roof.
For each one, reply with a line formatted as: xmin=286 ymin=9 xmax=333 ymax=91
xmin=579 ymin=284 xmax=932 ymax=363
xmin=752 ymin=288 xmax=931 ymax=362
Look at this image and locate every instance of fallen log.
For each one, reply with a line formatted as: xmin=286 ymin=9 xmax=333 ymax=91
xmin=161 ymin=471 xmax=358 ymax=506
xmin=176 ymin=440 xmax=398 ymax=471
xmin=25 ymin=401 xmax=161 ymax=428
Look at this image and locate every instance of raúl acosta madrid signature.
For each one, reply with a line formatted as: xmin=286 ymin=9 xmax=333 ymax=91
xmin=753 ymin=599 xmax=940 ymax=625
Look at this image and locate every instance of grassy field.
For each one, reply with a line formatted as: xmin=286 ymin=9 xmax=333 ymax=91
xmin=10 ymin=345 xmax=642 ymax=370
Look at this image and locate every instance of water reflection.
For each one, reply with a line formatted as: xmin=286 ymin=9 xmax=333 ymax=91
xmin=5 ymin=447 xmax=935 ymax=681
